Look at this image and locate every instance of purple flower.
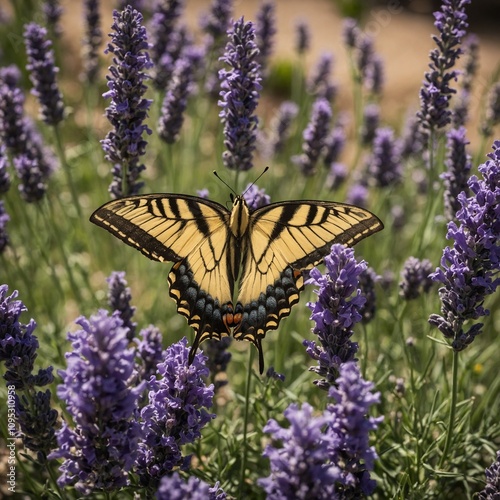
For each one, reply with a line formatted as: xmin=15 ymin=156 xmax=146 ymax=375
xmin=452 ymin=34 xmax=478 ymax=127
xmin=295 ymin=19 xmax=310 ymax=55
xmin=292 ymin=97 xmax=332 ymax=176
xmin=400 ymin=112 xmax=426 ymax=159
xmin=243 ymin=182 xmax=271 ymax=210
xmin=326 ymin=362 xmax=382 ymax=496
xmin=158 ymin=56 xmax=195 ymax=144
xmin=149 ymin=0 xmax=185 ymax=90
xmin=0 ymin=73 xmax=56 ymax=199
xmin=0 ymin=144 xmax=10 ymax=194
xmin=0 ymin=285 xmax=57 ymax=461
xmin=255 ymin=0 xmax=276 ymax=76
xmin=101 ymin=6 xmax=153 ymax=199
xmin=481 ymin=83 xmax=500 ymax=138
xmin=308 ymin=52 xmax=336 ymax=101
xmin=266 ymin=366 xmax=285 ymax=382
xmin=200 ymin=0 xmax=233 ymax=42
xmin=50 ymin=310 xmax=144 ymax=494
xmin=14 ymin=154 xmax=48 ymax=203
xmin=135 ymin=325 xmax=164 ymax=386
xmin=197 ymin=188 xmax=209 ymax=199
xmin=304 ymin=244 xmax=366 ymax=389
xmin=342 ymin=18 xmax=360 ymax=49
xmin=478 ymin=451 xmax=500 ymax=499
xmin=368 ymin=127 xmax=402 ymax=188
xmin=360 ymin=103 xmax=380 ymax=145
xmin=259 ymin=402 xmax=340 ymax=499
xmin=156 ymin=472 xmax=226 ymax=500
xmin=0 ymin=202 xmax=8 ymax=252
xmin=399 ymin=257 xmax=434 ymax=300
xmin=366 ymin=55 xmax=384 ymax=95
xmin=266 ymin=101 xmax=298 ymax=157
xmin=442 ymin=126 xmax=471 ymax=219
xmin=106 ymin=271 xmax=137 ymax=339
xmin=326 ymin=162 xmax=347 ymax=191
xmin=43 ymin=0 xmax=63 ymax=37
xmin=218 ymin=17 xmax=262 ymax=172
xmin=417 ymin=0 xmax=471 ymax=134
xmin=24 ymin=23 xmax=64 ymax=126
xmin=136 ymin=337 xmax=215 ymax=489
xmin=259 ymin=362 xmax=381 ymax=498
xmin=82 ymin=0 xmax=102 ymax=83
xmin=359 ymin=266 xmax=379 ymax=323
xmin=346 ymin=182 xmax=368 ymax=207
xmin=323 ymin=125 xmax=345 ymax=168
xmin=429 ymin=141 xmax=500 ymax=350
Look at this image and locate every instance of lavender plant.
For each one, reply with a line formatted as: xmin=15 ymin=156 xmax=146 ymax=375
xmin=1 ymin=2 xmax=500 ymax=498
xmin=101 ymin=6 xmax=152 ymax=198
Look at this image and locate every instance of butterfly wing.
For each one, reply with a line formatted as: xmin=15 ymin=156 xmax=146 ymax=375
xmin=90 ymin=194 xmax=238 ymax=356
xmin=234 ymin=200 xmax=383 ymax=372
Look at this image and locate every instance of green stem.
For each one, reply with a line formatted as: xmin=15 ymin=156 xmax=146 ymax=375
xmin=52 ymin=124 xmax=82 ymax=218
xmin=439 ymin=349 xmax=458 ymax=469
xmin=238 ymin=348 xmax=254 ymax=499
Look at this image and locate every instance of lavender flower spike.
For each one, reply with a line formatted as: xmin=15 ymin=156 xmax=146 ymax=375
xmin=0 ymin=202 xmax=9 ymax=252
xmin=82 ymin=0 xmax=102 ymax=84
xmin=255 ymin=0 xmax=276 ymax=76
xmin=219 ymin=17 xmax=262 ymax=171
xmin=417 ymin=0 xmax=471 ymax=134
xmin=399 ymin=256 xmax=434 ymax=300
xmin=158 ymin=56 xmax=195 ymax=144
xmin=106 ymin=271 xmax=137 ymax=339
xmin=429 ymin=140 xmax=500 ymax=351
xmin=368 ymin=126 xmax=402 ymax=188
xmin=0 ymin=144 xmax=10 ymax=194
xmin=157 ymin=472 xmax=226 ymax=500
xmin=326 ymin=362 xmax=383 ymax=496
xmin=101 ymin=6 xmax=153 ymax=198
xmin=304 ymin=244 xmax=366 ymax=389
xmin=136 ymin=337 xmax=215 ymax=490
xmin=243 ymin=182 xmax=271 ymax=210
xmin=442 ymin=126 xmax=471 ymax=219
xmin=0 ymin=285 xmax=58 ymax=462
xmin=292 ymin=97 xmax=332 ymax=176
xmin=258 ymin=402 xmax=341 ymax=499
xmin=24 ymin=23 xmax=64 ymax=126
xmin=50 ymin=310 xmax=144 ymax=494
xmin=478 ymin=451 xmax=500 ymax=499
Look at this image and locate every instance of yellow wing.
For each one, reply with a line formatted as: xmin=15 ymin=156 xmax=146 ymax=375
xmin=233 ymin=200 xmax=383 ymax=371
xmin=90 ymin=194 xmax=238 ymax=356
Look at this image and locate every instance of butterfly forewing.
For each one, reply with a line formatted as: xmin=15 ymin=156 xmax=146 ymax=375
xmin=91 ymin=194 xmax=238 ymax=342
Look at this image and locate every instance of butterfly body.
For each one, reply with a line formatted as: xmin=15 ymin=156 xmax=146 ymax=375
xmin=90 ymin=193 xmax=383 ymax=373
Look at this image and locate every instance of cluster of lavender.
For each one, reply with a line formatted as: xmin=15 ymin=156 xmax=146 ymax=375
xmin=101 ymin=6 xmax=152 ymax=198
xmin=0 ymin=64 xmax=57 ymax=204
xmin=259 ymin=362 xmax=382 ymax=498
xmin=429 ymin=141 xmax=500 ymax=351
xmin=49 ymin=271 xmax=220 ymax=496
xmin=0 ymin=285 xmax=58 ymax=463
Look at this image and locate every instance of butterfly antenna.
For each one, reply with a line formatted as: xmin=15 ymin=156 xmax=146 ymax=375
xmin=242 ymin=166 xmax=269 ymax=197
xmin=213 ymin=170 xmax=237 ymax=196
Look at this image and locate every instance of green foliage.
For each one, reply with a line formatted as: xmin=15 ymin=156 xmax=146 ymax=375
xmin=1 ymin=3 xmax=500 ymax=499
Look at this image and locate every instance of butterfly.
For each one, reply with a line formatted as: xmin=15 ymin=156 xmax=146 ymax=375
xmin=90 ymin=192 xmax=383 ymax=373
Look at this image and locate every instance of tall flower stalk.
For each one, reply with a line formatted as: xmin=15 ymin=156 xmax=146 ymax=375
xmin=50 ymin=310 xmax=144 ymax=494
xmin=218 ymin=17 xmax=262 ymax=174
xmin=305 ymin=244 xmax=367 ymax=389
xmin=101 ymin=6 xmax=153 ymax=199
xmin=430 ymin=141 xmax=500 ymax=465
xmin=417 ymin=0 xmax=470 ymax=140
